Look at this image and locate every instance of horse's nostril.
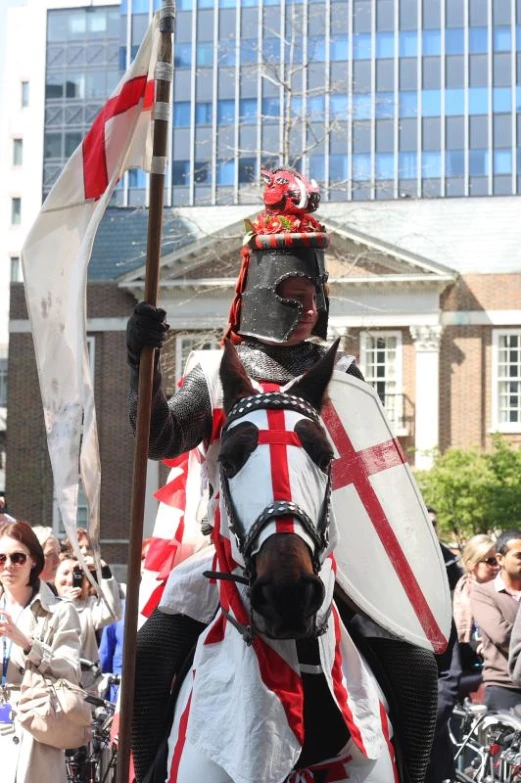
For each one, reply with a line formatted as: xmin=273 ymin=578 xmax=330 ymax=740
xmin=250 ymin=581 xmax=270 ymax=614
xmin=305 ymin=577 xmax=325 ymax=617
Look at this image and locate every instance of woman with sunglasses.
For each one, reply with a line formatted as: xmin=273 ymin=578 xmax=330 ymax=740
xmin=0 ymin=520 xmax=81 ymax=783
xmin=453 ymin=534 xmax=499 ymax=688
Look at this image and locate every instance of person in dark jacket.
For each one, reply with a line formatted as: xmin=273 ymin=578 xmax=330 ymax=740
xmin=427 ymin=506 xmax=463 ymax=592
xmin=425 ymin=622 xmax=462 ymax=783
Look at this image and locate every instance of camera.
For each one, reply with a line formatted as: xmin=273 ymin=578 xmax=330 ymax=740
xmin=72 ymin=567 xmax=83 ymax=589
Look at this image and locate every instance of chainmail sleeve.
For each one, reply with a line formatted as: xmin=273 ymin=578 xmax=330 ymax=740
xmin=128 ymin=363 xmax=213 ymax=460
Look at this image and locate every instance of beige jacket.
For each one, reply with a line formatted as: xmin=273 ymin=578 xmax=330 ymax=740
xmin=1 ymin=580 xmax=81 ymax=783
xmin=453 ymin=574 xmax=475 ymax=643
xmin=63 ymin=573 xmax=122 ymax=691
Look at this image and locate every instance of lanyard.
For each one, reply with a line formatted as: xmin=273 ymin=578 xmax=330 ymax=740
xmin=1 ymin=601 xmax=26 ymax=687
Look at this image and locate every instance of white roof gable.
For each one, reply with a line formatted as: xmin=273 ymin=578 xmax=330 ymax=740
xmin=319 ymin=196 xmax=521 ymax=274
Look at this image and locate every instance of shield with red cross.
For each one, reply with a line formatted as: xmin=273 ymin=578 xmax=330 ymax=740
xmin=322 ymin=371 xmax=451 ymax=653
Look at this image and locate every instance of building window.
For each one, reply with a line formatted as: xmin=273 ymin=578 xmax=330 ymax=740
xmin=128 ymin=169 xmax=146 ymax=187
xmin=11 ymin=198 xmax=21 ymax=225
xmin=10 ymin=256 xmax=21 ymax=282
xmin=330 ymin=94 xmax=349 ymax=120
xmin=175 ymin=333 xmax=219 ymax=382
xmin=445 ymin=28 xmax=464 ymax=55
xmin=217 ymin=160 xmax=234 ymax=186
xmin=261 ymin=97 xmax=280 ymax=122
xmin=238 ymin=157 xmax=256 ymax=184
xmin=493 ymin=330 xmax=521 ymax=431
xmin=469 ymin=27 xmax=487 ymax=54
xmin=399 ymin=31 xmax=417 ymax=58
xmin=331 ymin=34 xmax=349 ymax=60
xmin=469 ymin=149 xmax=489 ymax=176
xmin=353 ymin=32 xmax=371 ymax=59
xmin=12 ymin=139 xmax=23 ymax=166
xmin=239 ymin=98 xmax=257 ymax=123
xmin=360 ymin=332 xmax=404 ymax=432
xmin=196 ymin=102 xmax=212 ymax=125
xmin=469 ymin=87 xmax=488 ymax=115
xmin=376 ymin=32 xmax=394 ymax=58
xmin=21 ymin=81 xmax=29 ymax=107
xmin=198 ymin=42 xmax=214 ymax=67
xmin=353 ymin=94 xmax=372 ymax=120
xmin=218 ymin=99 xmax=235 ymax=124
xmin=422 ymin=151 xmax=441 ymax=178
xmin=399 ymin=151 xmax=417 ymax=178
xmin=172 ymin=160 xmax=190 ymax=185
xmin=194 ymin=161 xmax=210 ymax=184
xmin=399 ymin=91 xmax=417 ymax=118
xmin=0 ymin=359 xmax=7 ymax=406
xmin=174 ymin=43 xmax=191 ymax=68
xmin=174 ymin=101 xmax=191 ymax=127
xmin=309 ymin=155 xmax=325 ymax=182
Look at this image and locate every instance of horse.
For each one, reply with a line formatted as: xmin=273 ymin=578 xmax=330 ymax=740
xmin=162 ymin=340 xmax=399 ymax=783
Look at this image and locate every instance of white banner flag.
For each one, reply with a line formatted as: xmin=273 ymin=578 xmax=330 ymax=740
xmin=21 ymin=14 xmax=161 ymax=575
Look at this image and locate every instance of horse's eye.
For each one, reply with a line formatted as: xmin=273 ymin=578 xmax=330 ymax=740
xmin=275 ymin=177 xmax=289 ymax=184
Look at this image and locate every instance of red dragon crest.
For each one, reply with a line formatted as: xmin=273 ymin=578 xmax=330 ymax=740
xmin=261 ymin=167 xmax=320 ymax=216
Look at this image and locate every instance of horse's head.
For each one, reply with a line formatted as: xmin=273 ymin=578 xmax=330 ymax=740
xmin=218 ymin=339 xmax=338 ymax=640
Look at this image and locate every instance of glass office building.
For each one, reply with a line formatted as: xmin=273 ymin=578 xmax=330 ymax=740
xmin=45 ymin=0 xmax=521 ymax=205
xmin=43 ymin=6 xmax=121 ymax=199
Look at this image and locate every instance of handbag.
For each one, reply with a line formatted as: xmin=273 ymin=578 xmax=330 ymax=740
xmin=17 ymin=665 xmax=92 ymax=749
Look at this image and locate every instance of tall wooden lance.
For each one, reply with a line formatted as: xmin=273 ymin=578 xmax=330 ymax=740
xmin=116 ymin=3 xmax=175 ymax=782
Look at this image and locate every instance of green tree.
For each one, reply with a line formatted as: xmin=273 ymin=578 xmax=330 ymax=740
xmin=415 ymin=436 xmax=521 ymax=544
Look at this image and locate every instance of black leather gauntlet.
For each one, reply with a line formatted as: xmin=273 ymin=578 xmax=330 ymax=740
xmin=126 ymin=301 xmax=169 ymax=369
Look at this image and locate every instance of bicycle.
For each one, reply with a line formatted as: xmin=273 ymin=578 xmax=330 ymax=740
xmin=449 ymin=697 xmax=521 ymax=782
xmin=66 ymin=674 xmax=119 ymax=783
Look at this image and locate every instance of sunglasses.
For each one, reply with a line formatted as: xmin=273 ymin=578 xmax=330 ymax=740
xmin=0 ymin=552 xmax=28 ymax=567
xmin=480 ymin=557 xmax=498 ymax=567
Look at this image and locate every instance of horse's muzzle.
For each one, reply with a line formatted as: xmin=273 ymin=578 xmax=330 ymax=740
xmin=250 ymin=575 xmax=325 ymax=640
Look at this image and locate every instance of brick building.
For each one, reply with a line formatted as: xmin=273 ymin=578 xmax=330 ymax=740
xmin=7 ymin=195 xmax=521 ymax=571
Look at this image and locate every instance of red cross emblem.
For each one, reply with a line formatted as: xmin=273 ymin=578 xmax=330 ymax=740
xmin=322 ymin=402 xmax=447 ymax=652
xmin=82 ymin=76 xmax=154 ymax=200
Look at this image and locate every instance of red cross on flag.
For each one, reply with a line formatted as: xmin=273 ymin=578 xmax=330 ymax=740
xmin=323 ymin=371 xmax=451 ymax=653
xmin=21 ymin=14 xmax=160 ymax=566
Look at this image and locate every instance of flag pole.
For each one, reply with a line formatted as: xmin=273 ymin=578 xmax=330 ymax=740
xmin=116 ymin=3 xmax=175 ymax=782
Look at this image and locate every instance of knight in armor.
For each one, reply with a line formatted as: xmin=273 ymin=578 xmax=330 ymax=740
xmin=126 ymin=168 xmax=438 ymax=783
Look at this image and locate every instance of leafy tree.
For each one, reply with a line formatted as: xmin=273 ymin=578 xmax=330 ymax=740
xmin=415 ymin=436 xmax=521 ymax=544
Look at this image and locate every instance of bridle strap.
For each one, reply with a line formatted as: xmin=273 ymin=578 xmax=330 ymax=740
xmin=223 ymin=391 xmax=322 ymax=433
xmin=242 ymin=501 xmax=326 ymax=564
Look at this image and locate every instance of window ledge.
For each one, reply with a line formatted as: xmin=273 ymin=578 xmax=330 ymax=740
xmin=488 ymin=426 xmax=521 ymax=434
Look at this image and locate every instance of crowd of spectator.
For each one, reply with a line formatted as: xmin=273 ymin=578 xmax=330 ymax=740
xmin=0 ymin=514 xmax=131 ymax=783
xmin=427 ymin=507 xmax=521 ymax=782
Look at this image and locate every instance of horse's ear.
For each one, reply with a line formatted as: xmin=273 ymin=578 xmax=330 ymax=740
xmin=287 ymin=338 xmax=340 ymax=411
xmin=220 ymin=339 xmax=257 ymax=414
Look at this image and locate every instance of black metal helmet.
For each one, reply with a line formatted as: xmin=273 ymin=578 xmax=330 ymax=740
xmin=224 ymin=169 xmax=330 ymax=344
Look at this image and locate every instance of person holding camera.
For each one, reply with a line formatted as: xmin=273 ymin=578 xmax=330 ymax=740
xmin=54 ymin=554 xmax=121 ymax=692
xmin=0 ymin=520 xmax=82 ymax=783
